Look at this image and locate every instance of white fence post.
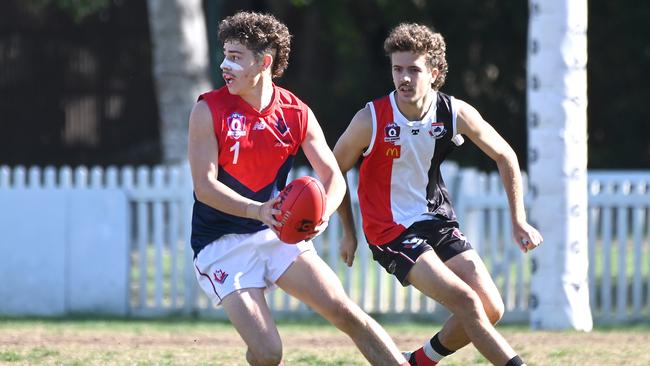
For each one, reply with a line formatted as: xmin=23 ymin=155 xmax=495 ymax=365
xmin=0 ymin=165 xmax=10 ymax=187
xmin=181 ymin=161 xmax=197 ymax=315
xmin=631 ymin=180 xmax=646 ymax=318
xmin=167 ymin=165 xmax=180 ymax=310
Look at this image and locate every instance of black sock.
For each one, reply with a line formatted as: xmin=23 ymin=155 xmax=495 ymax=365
xmin=407 ymin=353 xmax=417 ymax=366
xmin=505 ymin=355 xmax=525 ymax=366
xmin=429 ymin=333 xmax=454 ymax=356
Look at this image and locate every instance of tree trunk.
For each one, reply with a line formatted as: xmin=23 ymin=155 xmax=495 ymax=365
xmin=527 ymin=0 xmax=592 ymax=330
xmin=147 ymin=0 xmax=211 ymax=164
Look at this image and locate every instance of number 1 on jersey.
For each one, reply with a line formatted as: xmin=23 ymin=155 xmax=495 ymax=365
xmin=230 ymin=141 xmax=240 ymax=164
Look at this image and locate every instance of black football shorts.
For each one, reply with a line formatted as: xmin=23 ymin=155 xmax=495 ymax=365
xmin=369 ymin=218 xmax=473 ymax=286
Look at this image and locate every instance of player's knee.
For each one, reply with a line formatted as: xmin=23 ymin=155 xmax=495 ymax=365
xmin=449 ymin=289 xmax=484 ymax=319
xmin=247 ymin=343 xmax=283 ymax=366
xmin=485 ymin=296 xmax=505 ymax=324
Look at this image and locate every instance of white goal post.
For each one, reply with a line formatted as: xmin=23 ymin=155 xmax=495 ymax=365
xmin=527 ymin=0 xmax=593 ymax=331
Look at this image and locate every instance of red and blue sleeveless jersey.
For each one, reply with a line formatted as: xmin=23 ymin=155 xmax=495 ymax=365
xmin=191 ymin=85 xmax=309 ymax=256
xmin=358 ymin=91 xmax=463 ymax=245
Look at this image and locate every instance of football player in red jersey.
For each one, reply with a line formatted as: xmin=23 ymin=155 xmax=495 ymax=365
xmin=333 ymin=23 xmax=542 ymax=366
xmin=187 ymin=11 xmax=408 ymax=366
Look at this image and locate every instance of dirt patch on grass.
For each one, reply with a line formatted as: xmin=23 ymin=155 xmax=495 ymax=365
xmin=2 ymin=326 xmax=649 ymax=349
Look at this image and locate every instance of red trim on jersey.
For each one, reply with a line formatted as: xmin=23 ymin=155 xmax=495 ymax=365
xmin=358 ymin=96 xmax=407 ymax=245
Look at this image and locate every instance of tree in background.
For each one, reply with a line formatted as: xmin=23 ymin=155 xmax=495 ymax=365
xmin=146 ymin=0 xmax=211 ymax=163
xmin=5 ymin=0 xmax=649 ymax=168
xmin=27 ymin=0 xmax=112 ymax=22
xmin=217 ymin=0 xmax=650 ymax=170
xmin=218 ymin=0 xmax=529 ymax=170
xmin=25 ymin=0 xmax=211 ymax=164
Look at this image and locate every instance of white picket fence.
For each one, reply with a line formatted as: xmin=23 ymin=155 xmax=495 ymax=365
xmin=587 ymin=171 xmax=650 ymax=323
xmin=1 ymin=164 xmax=649 ymax=323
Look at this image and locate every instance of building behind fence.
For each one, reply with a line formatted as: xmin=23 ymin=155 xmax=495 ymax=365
xmin=0 ymin=164 xmax=649 ymax=324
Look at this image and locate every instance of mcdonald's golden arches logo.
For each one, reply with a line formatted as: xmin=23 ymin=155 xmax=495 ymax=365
xmin=385 ymin=146 xmax=401 ymax=158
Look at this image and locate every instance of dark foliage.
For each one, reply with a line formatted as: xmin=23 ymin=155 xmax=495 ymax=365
xmin=1 ymin=0 xmax=647 ymax=169
xmin=218 ymin=0 xmax=650 ymax=170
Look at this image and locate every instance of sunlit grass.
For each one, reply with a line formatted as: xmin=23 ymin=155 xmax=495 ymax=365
xmin=1 ymin=318 xmax=648 ymax=365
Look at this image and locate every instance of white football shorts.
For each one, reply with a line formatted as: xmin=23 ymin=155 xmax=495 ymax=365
xmin=193 ymin=228 xmax=314 ymax=305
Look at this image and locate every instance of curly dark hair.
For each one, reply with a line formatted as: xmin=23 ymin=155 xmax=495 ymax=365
xmin=218 ymin=11 xmax=292 ymax=79
xmin=383 ymin=23 xmax=449 ymax=90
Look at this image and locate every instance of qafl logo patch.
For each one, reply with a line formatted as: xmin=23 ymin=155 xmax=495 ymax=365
xmin=384 ymin=122 xmax=401 ymax=143
xmin=226 ymin=113 xmax=247 ymax=139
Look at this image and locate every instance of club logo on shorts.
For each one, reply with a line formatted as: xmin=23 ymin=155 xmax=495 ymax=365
xmin=430 ymin=122 xmax=446 ymax=139
xmin=384 ymin=122 xmax=401 ymax=143
xmin=451 ymin=228 xmax=467 ymax=242
xmin=402 ymin=237 xmax=426 ymax=249
xmin=213 ymin=269 xmax=228 ymax=284
xmin=227 ymin=113 xmax=247 ymax=139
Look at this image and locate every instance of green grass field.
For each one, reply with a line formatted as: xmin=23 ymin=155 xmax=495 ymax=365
xmin=1 ymin=318 xmax=649 ymax=365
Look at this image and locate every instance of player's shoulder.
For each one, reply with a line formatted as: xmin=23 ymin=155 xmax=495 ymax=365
xmin=356 ymin=92 xmax=392 ymax=125
xmin=370 ymin=93 xmax=391 ymax=104
xmin=189 ymin=100 xmax=212 ymax=128
xmin=449 ymin=96 xmax=476 ymax=119
xmin=345 ymin=104 xmax=373 ymax=138
xmin=437 ymin=91 xmax=469 ymax=111
xmin=199 ymin=86 xmax=230 ymax=102
xmin=274 ymin=85 xmax=307 ymax=110
xmin=365 ymin=93 xmax=396 ymax=119
xmin=437 ymin=90 xmax=453 ymax=99
xmin=353 ymin=104 xmax=372 ymax=124
xmin=196 ymin=86 xmax=236 ymax=115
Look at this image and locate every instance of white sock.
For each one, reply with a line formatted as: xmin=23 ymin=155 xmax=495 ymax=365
xmin=422 ymin=340 xmax=445 ymax=362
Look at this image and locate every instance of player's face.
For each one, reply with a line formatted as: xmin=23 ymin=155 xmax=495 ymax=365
xmin=221 ymin=41 xmax=265 ymax=95
xmin=390 ymin=52 xmax=437 ymax=104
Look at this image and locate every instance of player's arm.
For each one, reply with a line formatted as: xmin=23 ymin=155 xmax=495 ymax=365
xmin=188 ymin=101 xmax=280 ymax=229
xmin=456 ymin=99 xmax=543 ymax=252
xmin=332 ymin=106 xmax=373 ymax=266
xmin=301 ymin=107 xmax=346 ymax=220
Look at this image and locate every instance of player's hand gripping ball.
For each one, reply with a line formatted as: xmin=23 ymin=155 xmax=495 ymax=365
xmin=273 ymin=176 xmax=326 ymax=244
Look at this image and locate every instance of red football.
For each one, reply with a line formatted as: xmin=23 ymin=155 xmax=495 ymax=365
xmin=273 ymin=176 xmax=326 ymax=244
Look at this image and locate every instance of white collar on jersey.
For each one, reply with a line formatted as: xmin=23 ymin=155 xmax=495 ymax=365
xmin=389 ymin=91 xmax=437 ymax=127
